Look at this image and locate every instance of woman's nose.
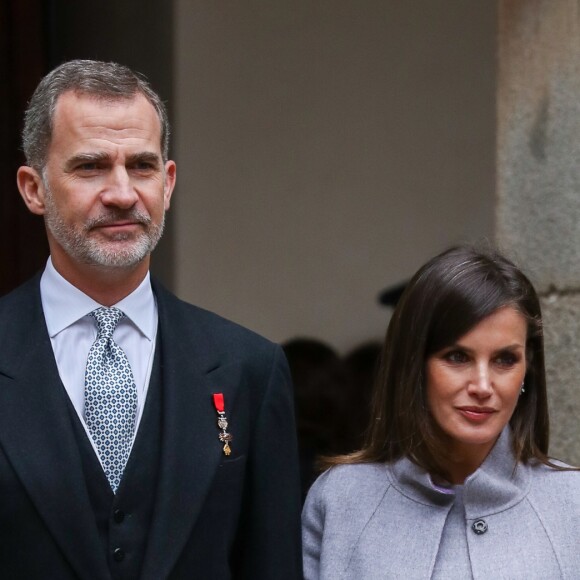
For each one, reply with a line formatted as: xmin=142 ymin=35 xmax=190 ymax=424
xmin=467 ymin=364 xmax=493 ymax=397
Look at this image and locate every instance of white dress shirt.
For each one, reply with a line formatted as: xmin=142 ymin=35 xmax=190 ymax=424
xmin=40 ymin=257 xmax=158 ymax=464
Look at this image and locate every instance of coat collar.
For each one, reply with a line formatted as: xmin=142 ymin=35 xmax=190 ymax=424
xmin=388 ymin=428 xmax=532 ymax=517
xmin=139 ymin=279 xmax=235 ymax=580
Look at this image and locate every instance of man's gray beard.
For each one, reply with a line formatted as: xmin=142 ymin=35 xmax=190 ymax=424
xmin=43 ymin=185 xmax=165 ymax=269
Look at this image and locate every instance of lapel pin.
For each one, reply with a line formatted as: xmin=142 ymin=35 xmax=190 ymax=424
xmin=212 ymin=393 xmax=233 ymax=456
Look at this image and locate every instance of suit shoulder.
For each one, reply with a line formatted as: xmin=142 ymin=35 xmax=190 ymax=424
xmin=153 ymin=280 xmax=278 ymax=353
xmin=0 ymin=275 xmax=42 ymax=332
xmin=0 ymin=275 xmax=41 ymax=311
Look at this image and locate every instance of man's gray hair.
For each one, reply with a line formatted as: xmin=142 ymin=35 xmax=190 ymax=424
xmin=22 ymin=59 xmax=170 ymax=170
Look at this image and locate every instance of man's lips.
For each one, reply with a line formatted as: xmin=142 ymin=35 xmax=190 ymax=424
xmin=88 ymin=211 xmax=152 ymax=231
xmin=456 ymin=406 xmax=497 ymax=422
xmin=93 ymin=221 xmax=142 ymax=231
xmin=90 ymin=221 xmax=145 ymax=240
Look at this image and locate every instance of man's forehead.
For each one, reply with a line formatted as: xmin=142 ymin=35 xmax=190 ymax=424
xmin=54 ymin=90 xmax=157 ymax=119
xmin=50 ymin=91 xmax=162 ymax=149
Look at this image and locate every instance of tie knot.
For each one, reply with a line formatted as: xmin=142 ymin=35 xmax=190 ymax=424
xmin=90 ymin=307 xmax=125 ymax=339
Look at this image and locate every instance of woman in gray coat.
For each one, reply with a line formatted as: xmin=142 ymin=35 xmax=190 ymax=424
xmin=302 ymin=246 xmax=580 ymax=579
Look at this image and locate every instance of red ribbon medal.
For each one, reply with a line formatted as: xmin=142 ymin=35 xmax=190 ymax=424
xmin=212 ymin=393 xmax=233 ymax=456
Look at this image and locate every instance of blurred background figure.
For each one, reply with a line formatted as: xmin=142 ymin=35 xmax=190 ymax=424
xmin=341 ymin=341 xmax=382 ymax=453
xmin=283 ymin=338 xmax=346 ymax=501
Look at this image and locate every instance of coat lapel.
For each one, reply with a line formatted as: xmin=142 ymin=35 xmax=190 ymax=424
xmin=140 ymin=283 xmax=235 ymax=580
xmin=0 ymin=278 xmax=110 ymax=579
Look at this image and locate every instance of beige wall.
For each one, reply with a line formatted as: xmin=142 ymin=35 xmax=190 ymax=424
xmin=172 ymin=1 xmax=495 ymax=351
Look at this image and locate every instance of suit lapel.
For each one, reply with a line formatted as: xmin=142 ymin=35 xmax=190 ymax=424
xmin=0 ymin=278 xmax=110 ymax=580
xmin=140 ymin=283 xmax=234 ymax=580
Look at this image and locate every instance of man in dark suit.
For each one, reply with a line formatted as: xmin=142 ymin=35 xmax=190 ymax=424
xmin=0 ymin=59 xmax=302 ymax=579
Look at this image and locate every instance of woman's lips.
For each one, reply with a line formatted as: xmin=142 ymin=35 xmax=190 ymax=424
xmin=457 ymin=406 xmax=496 ymax=422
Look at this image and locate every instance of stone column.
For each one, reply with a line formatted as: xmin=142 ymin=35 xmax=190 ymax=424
xmin=498 ymin=0 xmax=580 ymax=464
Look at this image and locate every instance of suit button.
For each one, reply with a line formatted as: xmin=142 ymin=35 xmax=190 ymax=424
xmin=113 ymin=548 xmax=125 ymax=562
xmin=472 ymin=519 xmax=488 ymax=535
xmin=113 ymin=509 xmax=125 ymax=523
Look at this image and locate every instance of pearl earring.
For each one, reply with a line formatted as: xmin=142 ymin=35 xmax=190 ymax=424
xmin=520 ymin=380 xmax=525 ymax=395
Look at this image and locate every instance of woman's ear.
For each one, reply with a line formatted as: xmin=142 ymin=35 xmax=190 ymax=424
xmin=17 ymin=166 xmax=47 ymax=215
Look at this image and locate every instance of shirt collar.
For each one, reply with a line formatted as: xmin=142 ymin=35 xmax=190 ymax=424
xmin=40 ymin=257 xmax=156 ymax=341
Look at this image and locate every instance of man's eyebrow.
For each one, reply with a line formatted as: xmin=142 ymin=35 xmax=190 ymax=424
xmin=65 ymin=152 xmax=111 ymax=168
xmin=126 ymin=152 xmax=161 ymax=165
xmin=64 ymin=151 xmax=162 ymax=169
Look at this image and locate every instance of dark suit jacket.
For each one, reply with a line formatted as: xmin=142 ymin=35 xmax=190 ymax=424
xmin=0 ymin=274 xmax=303 ymax=579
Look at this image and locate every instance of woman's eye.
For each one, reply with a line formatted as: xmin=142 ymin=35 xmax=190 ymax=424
xmin=444 ymin=351 xmax=469 ymax=364
xmin=494 ymin=352 xmax=519 ymax=367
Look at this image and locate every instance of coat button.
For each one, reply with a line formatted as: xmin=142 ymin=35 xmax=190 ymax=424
xmin=113 ymin=548 xmax=125 ymax=562
xmin=472 ymin=519 xmax=488 ymax=535
xmin=113 ymin=509 xmax=125 ymax=524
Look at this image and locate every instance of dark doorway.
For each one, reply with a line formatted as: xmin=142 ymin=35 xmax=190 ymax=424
xmin=1 ymin=0 xmax=174 ymax=296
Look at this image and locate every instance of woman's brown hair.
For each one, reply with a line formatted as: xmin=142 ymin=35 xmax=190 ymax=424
xmin=325 ymin=246 xmax=554 ymax=477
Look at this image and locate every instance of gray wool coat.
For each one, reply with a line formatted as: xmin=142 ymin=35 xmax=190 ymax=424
xmin=302 ymin=429 xmax=580 ymax=579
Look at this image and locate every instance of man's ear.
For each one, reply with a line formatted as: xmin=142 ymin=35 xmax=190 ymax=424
xmin=17 ymin=166 xmax=47 ymax=215
xmin=163 ymin=160 xmax=176 ymax=210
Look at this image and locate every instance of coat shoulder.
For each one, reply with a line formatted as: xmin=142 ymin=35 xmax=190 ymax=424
xmin=525 ymin=463 xmax=580 ymax=571
xmin=306 ymin=462 xmax=391 ymax=511
xmin=302 ymin=463 xmax=393 ymax=579
xmin=529 ymin=461 xmax=580 ymax=503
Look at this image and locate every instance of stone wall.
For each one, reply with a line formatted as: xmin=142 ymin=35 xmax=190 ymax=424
xmin=498 ymin=0 xmax=580 ymax=464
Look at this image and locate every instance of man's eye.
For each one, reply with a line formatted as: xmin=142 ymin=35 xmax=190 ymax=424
xmin=78 ymin=163 xmax=99 ymax=171
xmin=132 ymin=160 xmax=157 ymax=171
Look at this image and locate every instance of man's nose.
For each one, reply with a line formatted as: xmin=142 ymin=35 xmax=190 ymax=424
xmin=100 ymin=168 xmax=139 ymax=208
